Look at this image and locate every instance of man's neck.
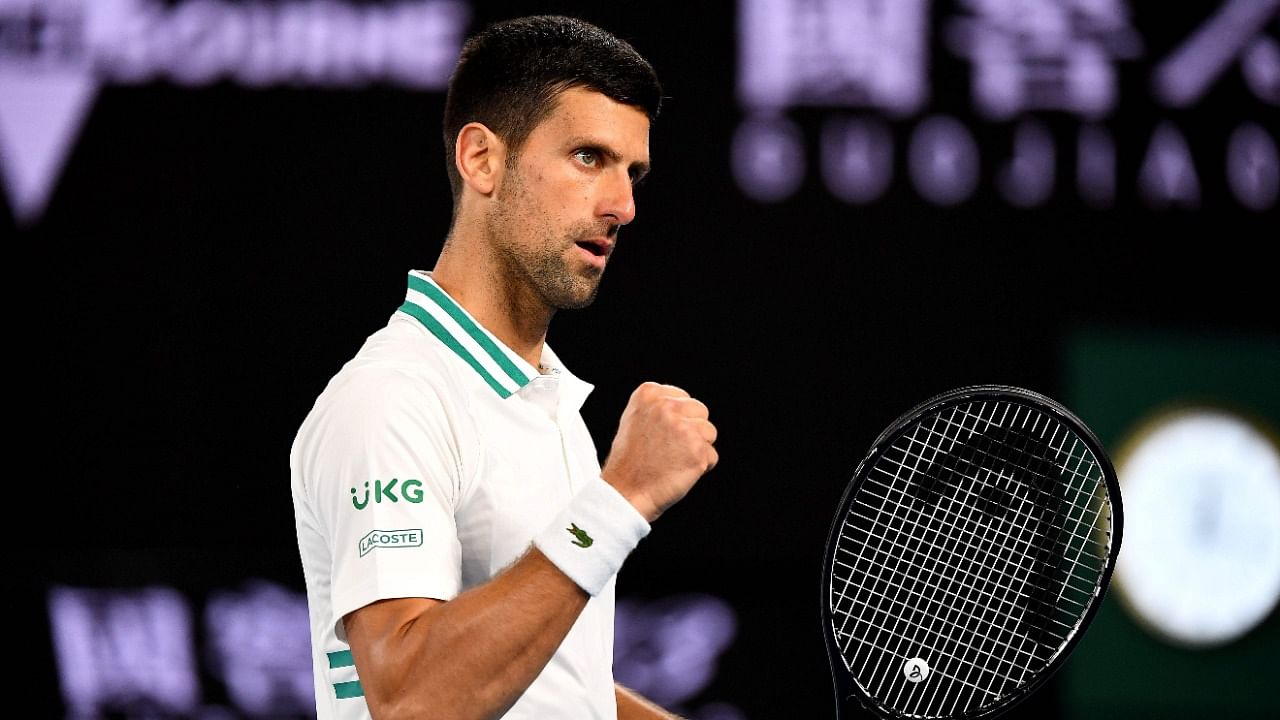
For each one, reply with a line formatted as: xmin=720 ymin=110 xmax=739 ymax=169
xmin=431 ymin=241 xmax=552 ymax=371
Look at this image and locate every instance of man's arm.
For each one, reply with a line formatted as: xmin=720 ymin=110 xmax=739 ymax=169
xmin=616 ymin=684 xmax=685 ymax=720
xmin=345 ymin=383 xmax=717 ymax=720
xmin=344 ymin=548 xmax=586 ymax=720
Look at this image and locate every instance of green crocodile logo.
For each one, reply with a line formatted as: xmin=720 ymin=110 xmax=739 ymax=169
xmin=567 ymin=523 xmax=593 ymax=548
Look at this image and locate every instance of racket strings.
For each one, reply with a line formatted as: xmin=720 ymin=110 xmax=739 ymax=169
xmin=856 ymin=471 xmax=1104 ymax=600
xmin=842 ymin=410 xmax=1046 ymax=708
xmin=857 ymin=425 xmax=1050 ymax=710
xmin=829 ymin=400 xmax=1114 ymax=718
xmin=849 ymin=429 xmax=1104 ymax=630
xmin=904 ymin=408 xmax=1111 ymax=572
xmin=896 ymin=404 xmax=1105 ymax=712
xmin=838 ymin=474 xmax=1054 ymax=702
xmin=927 ymin=415 xmax=1080 ymax=652
xmin=834 ymin=507 xmax=1080 ymax=649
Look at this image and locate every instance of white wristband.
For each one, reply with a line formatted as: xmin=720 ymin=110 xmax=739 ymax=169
xmin=533 ymin=479 xmax=651 ymax=596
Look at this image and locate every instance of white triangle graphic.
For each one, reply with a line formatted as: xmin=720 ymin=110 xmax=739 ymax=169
xmin=0 ymin=69 xmax=100 ymax=225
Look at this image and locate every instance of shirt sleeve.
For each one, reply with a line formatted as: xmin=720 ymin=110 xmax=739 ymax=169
xmin=299 ymin=364 xmax=466 ymax=635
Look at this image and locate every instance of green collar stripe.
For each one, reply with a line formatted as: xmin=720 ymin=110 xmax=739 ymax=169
xmin=398 ymin=300 xmax=514 ymax=399
xmin=334 ymin=680 xmax=365 ymax=699
xmin=406 ymin=274 xmax=531 ymax=387
xmin=326 ymin=650 xmax=355 ymax=669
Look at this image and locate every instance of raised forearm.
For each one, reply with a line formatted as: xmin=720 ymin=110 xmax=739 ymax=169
xmin=351 ymin=548 xmax=587 ymax=720
xmin=616 ymin=684 xmax=684 ymax=719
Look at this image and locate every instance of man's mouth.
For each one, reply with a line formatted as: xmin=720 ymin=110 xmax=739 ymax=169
xmin=575 ymin=238 xmax=610 ymax=257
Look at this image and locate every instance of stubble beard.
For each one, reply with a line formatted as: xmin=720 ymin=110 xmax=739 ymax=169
xmin=486 ymin=167 xmax=607 ymax=312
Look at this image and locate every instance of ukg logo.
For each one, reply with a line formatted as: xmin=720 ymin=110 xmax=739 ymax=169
xmin=350 ymin=478 xmax=425 ymax=510
xmin=0 ymin=0 xmax=470 ymax=224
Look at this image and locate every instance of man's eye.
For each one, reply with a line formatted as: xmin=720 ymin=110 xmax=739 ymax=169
xmin=574 ymin=150 xmax=598 ymax=166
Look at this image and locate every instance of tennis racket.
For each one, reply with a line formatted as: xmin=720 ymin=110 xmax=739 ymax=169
xmin=821 ymin=385 xmax=1122 ymax=720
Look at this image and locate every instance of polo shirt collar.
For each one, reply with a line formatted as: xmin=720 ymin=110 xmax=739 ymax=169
xmin=534 ymin=341 xmax=595 ymax=416
xmin=397 ymin=270 xmax=592 ymax=406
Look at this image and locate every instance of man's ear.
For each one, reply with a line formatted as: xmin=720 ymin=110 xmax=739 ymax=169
xmin=455 ymin=123 xmax=505 ymax=197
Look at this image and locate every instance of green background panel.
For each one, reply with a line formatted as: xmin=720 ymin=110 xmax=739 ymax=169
xmin=1062 ymin=329 xmax=1280 ymax=719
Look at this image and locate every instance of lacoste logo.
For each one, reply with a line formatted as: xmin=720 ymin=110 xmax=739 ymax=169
xmin=359 ymin=528 xmax=423 ymax=557
xmin=567 ymin=523 xmax=593 ymax=548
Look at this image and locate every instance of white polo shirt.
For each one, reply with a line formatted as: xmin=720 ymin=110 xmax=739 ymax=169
xmin=291 ymin=270 xmax=620 ymax=720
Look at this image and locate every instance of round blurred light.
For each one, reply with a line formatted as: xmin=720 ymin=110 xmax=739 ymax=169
xmin=1113 ymin=408 xmax=1280 ymax=648
xmin=732 ymin=115 xmax=805 ymax=203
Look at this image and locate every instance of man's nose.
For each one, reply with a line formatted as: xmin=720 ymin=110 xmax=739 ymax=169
xmin=600 ymin=171 xmax=636 ymax=226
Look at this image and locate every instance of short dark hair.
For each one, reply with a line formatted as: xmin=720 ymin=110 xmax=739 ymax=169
xmin=442 ymin=15 xmax=662 ymax=200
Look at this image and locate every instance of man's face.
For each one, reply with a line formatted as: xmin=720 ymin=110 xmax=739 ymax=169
xmin=485 ymin=86 xmax=651 ymax=310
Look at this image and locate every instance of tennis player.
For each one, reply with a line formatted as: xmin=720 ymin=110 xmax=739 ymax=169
xmin=290 ymin=15 xmax=718 ymax=720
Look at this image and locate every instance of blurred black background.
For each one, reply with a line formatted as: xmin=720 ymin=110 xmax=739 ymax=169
xmin=12 ymin=0 xmax=1278 ymax=717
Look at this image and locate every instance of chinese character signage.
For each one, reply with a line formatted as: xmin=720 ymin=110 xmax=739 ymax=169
xmin=735 ymin=0 xmax=1279 ymax=210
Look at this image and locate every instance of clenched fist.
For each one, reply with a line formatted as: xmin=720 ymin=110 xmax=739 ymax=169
xmin=601 ymin=382 xmax=718 ymax=522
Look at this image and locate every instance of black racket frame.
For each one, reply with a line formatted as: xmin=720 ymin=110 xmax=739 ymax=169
xmin=820 ymin=384 xmax=1123 ymax=720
